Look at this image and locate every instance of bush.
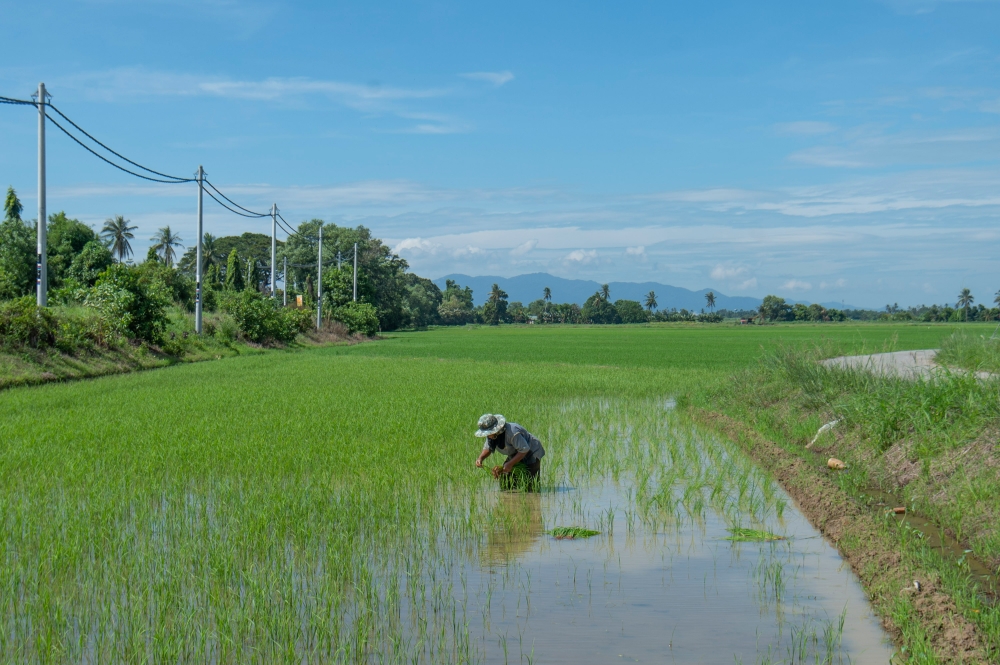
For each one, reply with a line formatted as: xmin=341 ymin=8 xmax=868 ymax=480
xmin=87 ymin=264 xmax=170 ymax=343
xmin=331 ymin=301 xmax=380 ymax=336
xmin=220 ymin=290 xmax=301 ymax=344
xmin=0 ymin=297 xmax=57 ymax=348
xmin=581 ymin=295 xmax=620 ymax=324
xmin=614 ymin=299 xmax=648 ymax=324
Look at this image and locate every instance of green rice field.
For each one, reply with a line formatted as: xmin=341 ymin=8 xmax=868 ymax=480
xmin=0 ymin=323 xmax=963 ymax=663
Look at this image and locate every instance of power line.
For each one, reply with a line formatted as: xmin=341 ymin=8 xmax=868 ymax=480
xmin=203 ymin=180 xmax=269 ymax=217
xmin=46 ymin=103 xmax=192 ymax=182
xmin=44 ymin=111 xmax=195 ymax=184
xmin=0 ymin=96 xmax=34 ymax=106
xmin=202 ymin=186 xmax=271 ymax=218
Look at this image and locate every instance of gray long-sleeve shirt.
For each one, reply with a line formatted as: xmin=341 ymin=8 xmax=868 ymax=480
xmin=483 ymin=422 xmax=545 ymax=463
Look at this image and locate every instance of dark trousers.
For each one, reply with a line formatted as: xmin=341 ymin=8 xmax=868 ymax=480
xmin=499 ymin=459 xmax=541 ymax=491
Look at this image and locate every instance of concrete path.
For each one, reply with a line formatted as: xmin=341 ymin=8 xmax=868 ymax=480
xmin=822 ymin=349 xmax=993 ymax=380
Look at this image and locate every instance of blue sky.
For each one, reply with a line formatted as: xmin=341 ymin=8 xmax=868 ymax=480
xmin=2 ymin=0 xmax=1000 ymax=308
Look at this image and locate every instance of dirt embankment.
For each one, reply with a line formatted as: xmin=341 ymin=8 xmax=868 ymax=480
xmin=691 ymin=408 xmax=989 ymax=663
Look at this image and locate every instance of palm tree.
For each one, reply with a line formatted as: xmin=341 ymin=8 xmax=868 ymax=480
xmin=202 ymin=233 xmax=220 ymax=269
xmin=705 ymin=291 xmax=716 ymax=312
xmin=489 ymin=283 xmax=507 ymax=303
xmin=994 ymin=289 xmax=1000 ymax=308
xmin=956 ymin=288 xmax=974 ymax=321
xmin=600 ymin=284 xmax=610 ymax=301
xmin=645 ymin=290 xmax=658 ymax=312
xmin=151 ymin=226 xmax=183 ymax=267
xmin=101 ymin=215 xmax=137 ymax=262
xmin=543 ymin=287 xmax=551 ymax=303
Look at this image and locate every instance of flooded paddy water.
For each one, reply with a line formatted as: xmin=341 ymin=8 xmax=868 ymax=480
xmin=398 ymin=399 xmax=895 ymax=664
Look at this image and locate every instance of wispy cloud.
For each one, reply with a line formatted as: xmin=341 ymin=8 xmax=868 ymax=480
xmin=459 ymin=71 xmax=514 ymax=87
xmin=510 ymin=239 xmax=538 ymax=256
xmin=565 ymin=249 xmax=597 ymax=263
xmin=710 ymin=264 xmax=749 ymax=280
xmin=393 ymin=237 xmax=437 ymax=254
xmin=61 ymin=67 xmax=446 ymax=110
xmin=782 ymin=279 xmax=813 ymax=291
xmin=773 ymin=121 xmax=837 ymax=136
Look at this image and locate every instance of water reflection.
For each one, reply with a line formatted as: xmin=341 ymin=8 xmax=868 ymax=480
xmin=482 ymin=492 xmax=543 ymax=566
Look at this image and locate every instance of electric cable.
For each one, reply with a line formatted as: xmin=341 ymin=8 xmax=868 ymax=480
xmin=203 ymin=187 xmax=271 ymax=218
xmin=0 ymin=96 xmax=35 ymax=106
xmin=203 ymin=180 xmax=269 ymax=217
xmin=46 ymin=102 xmax=192 ymax=182
xmin=44 ymin=112 xmax=195 ymax=184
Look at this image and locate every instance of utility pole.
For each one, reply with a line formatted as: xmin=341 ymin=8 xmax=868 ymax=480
xmin=283 ymin=256 xmax=287 ymax=307
xmin=195 ymin=165 xmax=204 ymax=334
xmin=353 ymin=242 xmax=358 ymax=302
xmin=317 ymin=225 xmax=323 ymax=330
xmin=35 ymin=82 xmax=47 ymax=306
xmin=270 ymin=203 xmax=277 ymax=298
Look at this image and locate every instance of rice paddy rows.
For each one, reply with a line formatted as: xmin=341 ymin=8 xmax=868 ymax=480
xmin=0 ymin=325 xmax=957 ymax=662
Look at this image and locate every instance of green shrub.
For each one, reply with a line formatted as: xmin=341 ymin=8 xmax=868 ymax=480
xmin=0 ymin=297 xmax=57 ymax=348
xmin=220 ymin=290 xmax=300 ymax=344
xmin=87 ymin=264 xmax=170 ymax=343
xmin=614 ymin=299 xmax=648 ymax=324
xmin=331 ymin=301 xmax=379 ymax=336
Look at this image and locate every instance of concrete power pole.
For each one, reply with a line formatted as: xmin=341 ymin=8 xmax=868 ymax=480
xmin=316 ymin=225 xmax=323 ymax=330
xmin=195 ymin=165 xmax=204 ymax=334
xmin=353 ymin=242 xmax=358 ymax=302
xmin=270 ymin=203 xmax=277 ymax=297
xmin=283 ymin=256 xmax=287 ymax=307
xmin=35 ymin=82 xmax=47 ymax=306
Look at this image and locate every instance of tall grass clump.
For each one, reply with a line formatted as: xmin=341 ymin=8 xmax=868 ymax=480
xmin=937 ymin=329 xmax=1000 ymax=374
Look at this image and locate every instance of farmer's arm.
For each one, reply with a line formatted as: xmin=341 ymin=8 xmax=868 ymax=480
xmin=475 ymin=447 xmax=492 ymax=467
xmin=502 ymin=449 xmax=528 ymax=473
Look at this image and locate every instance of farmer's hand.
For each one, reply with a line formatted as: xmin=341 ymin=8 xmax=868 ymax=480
xmin=475 ymin=458 xmax=484 ymax=468
xmin=502 ymin=463 xmax=513 ymax=475
xmin=491 ymin=465 xmax=504 ymax=478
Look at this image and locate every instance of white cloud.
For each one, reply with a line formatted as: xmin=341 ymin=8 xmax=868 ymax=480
xmin=710 ymin=264 xmax=748 ymax=280
xmin=625 ymin=246 xmax=645 ymax=256
xmin=565 ymin=249 xmax=597 ymax=263
xmin=737 ymin=278 xmax=758 ymax=291
xmin=61 ymin=68 xmax=446 ymax=109
xmin=774 ymin=121 xmax=837 ymax=136
xmin=510 ymin=239 xmax=538 ymax=256
xmin=452 ymin=245 xmax=485 ymax=258
xmin=460 ymin=71 xmax=514 ymax=87
xmin=820 ymin=278 xmax=848 ymax=289
xmin=782 ymin=279 xmax=813 ymax=291
xmin=393 ymin=237 xmax=437 ymax=254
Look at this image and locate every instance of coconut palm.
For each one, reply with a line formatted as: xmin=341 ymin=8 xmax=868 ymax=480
xmin=956 ymin=288 xmax=974 ymax=321
xmin=543 ymin=287 xmax=551 ymax=303
xmin=705 ymin=291 xmax=716 ymax=312
xmin=600 ymin=284 xmax=610 ymax=301
xmin=645 ymin=290 xmax=658 ymax=312
xmin=202 ymin=233 xmax=221 ymax=269
xmin=993 ymin=289 xmax=1000 ymax=308
xmin=101 ymin=215 xmax=137 ymax=262
xmin=151 ymin=226 xmax=183 ymax=267
xmin=489 ymin=283 xmax=508 ymax=303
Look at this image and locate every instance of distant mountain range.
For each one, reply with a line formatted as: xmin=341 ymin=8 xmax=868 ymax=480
xmin=433 ymin=273 xmax=858 ymax=311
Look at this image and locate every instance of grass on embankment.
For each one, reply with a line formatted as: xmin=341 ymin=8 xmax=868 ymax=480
xmin=693 ymin=341 xmax=1000 ymax=660
xmin=0 ymin=309 xmax=359 ymax=392
xmin=937 ymin=328 xmax=1000 ymax=374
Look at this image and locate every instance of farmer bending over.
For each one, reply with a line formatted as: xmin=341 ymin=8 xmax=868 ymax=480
xmin=474 ymin=414 xmax=545 ymax=490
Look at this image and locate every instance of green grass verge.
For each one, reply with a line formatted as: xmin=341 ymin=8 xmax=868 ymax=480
xmin=695 ymin=341 xmax=1000 ymax=658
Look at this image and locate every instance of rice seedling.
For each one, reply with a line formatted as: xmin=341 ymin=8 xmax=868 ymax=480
xmin=726 ymin=528 xmax=786 ymax=542
xmin=547 ymin=526 xmax=600 ymax=539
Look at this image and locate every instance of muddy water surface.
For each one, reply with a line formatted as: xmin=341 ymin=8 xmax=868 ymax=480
xmin=461 ymin=435 xmax=895 ymax=663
